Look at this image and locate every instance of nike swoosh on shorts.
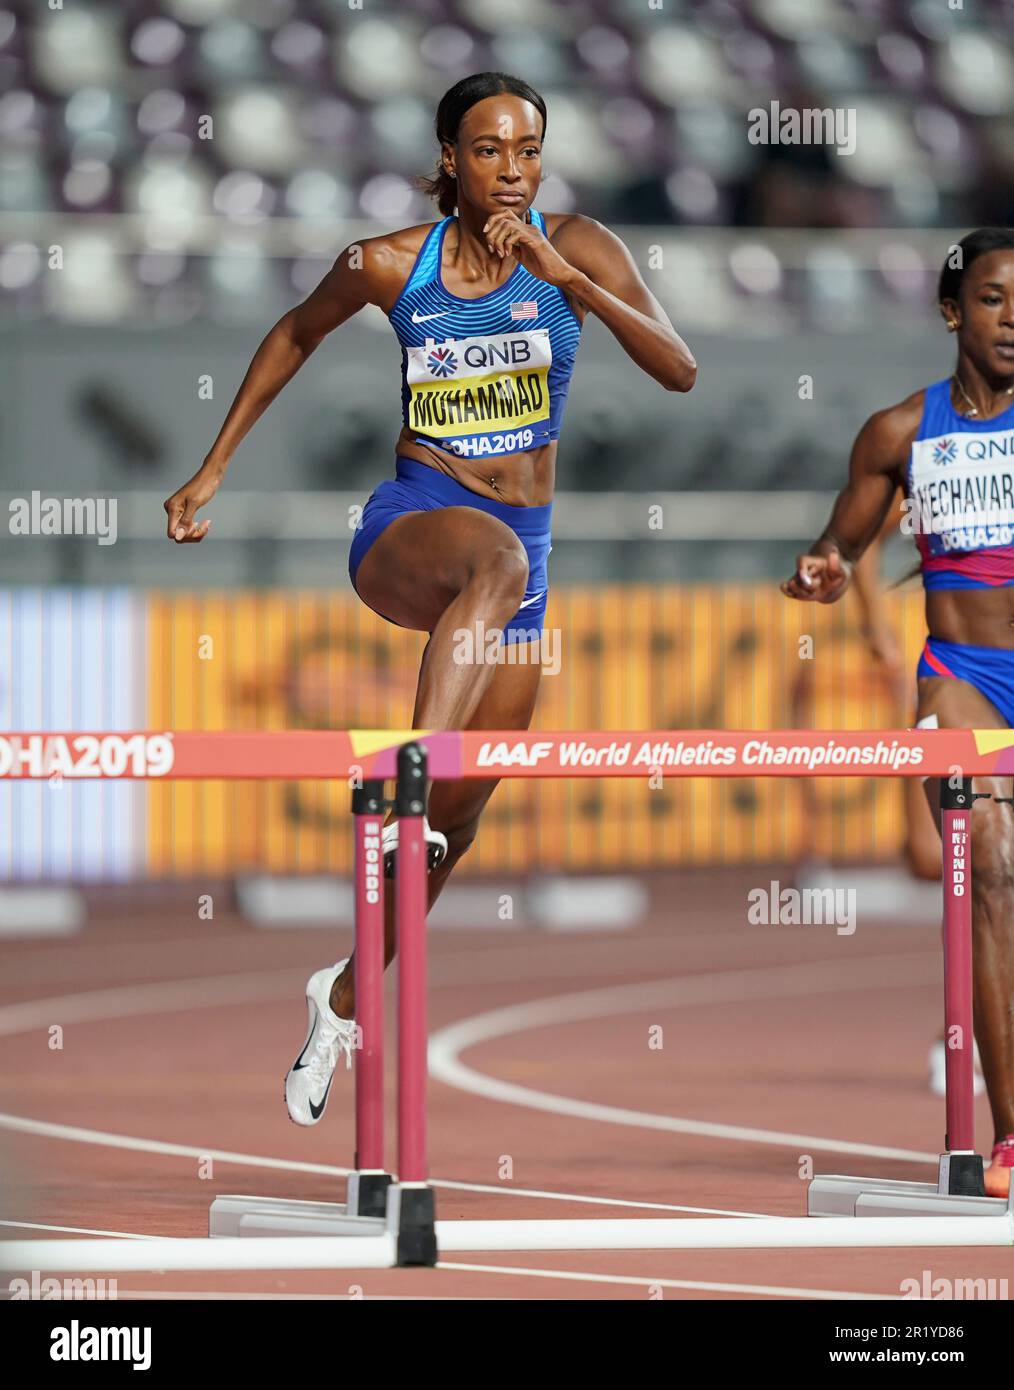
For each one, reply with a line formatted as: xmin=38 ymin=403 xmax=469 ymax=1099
xmin=517 ymin=591 xmax=544 ymax=610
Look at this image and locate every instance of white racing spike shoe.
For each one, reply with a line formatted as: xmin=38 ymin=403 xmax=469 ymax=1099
xmin=382 ymin=817 xmax=448 ymax=879
xmin=284 ymin=958 xmax=358 ymax=1126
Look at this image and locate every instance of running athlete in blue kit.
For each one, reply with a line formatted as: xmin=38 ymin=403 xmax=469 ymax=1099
xmin=163 ymin=72 xmax=697 ymax=1126
xmin=782 ymin=228 xmax=1014 ymax=1197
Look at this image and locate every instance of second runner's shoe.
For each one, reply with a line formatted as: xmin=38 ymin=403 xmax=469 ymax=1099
xmin=985 ymin=1134 xmax=1014 ymax=1198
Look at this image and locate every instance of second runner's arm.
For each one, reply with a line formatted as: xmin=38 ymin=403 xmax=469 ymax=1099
xmin=781 ymin=399 xmax=920 ymax=604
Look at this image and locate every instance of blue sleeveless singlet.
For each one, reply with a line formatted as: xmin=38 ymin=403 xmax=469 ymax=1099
xmin=907 ymin=378 xmax=1014 ymax=589
xmin=386 ymin=207 xmax=582 ymax=460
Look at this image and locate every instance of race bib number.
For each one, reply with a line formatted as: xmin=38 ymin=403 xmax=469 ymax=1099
xmin=909 ymin=430 xmax=1014 ymax=549
xmin=405 ymin=329 xmax=552 ymax=442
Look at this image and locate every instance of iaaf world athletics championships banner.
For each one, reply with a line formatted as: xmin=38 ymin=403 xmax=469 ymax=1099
xmin=0 ymin=728 xmax=1012 ymax=781
xmin=0 ymin=584 xmax=961 ymax=878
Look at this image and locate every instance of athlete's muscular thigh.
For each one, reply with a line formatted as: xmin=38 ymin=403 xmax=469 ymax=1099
xmin=917 ymin=674 xmax=1009 ymax=733
xmin=426 ymin=640 xmax=543 ymax=837
xmin=917 ymin=674 xmax=1013 ymax=823
xmin=354 ymin=507 xmax=525 ymax=632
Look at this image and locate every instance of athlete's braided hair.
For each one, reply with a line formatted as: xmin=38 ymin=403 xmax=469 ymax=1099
xmin=417 ymin=72 xmax=547 ymax=217
xmin=938 ymin=227 xmax=1014 ymax=307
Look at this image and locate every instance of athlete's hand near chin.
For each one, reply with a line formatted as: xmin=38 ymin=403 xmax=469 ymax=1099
xmin=487 ymin=211 xmax=697 ymax=391
xmin=482 ymin=209 xmax=576 ymax=289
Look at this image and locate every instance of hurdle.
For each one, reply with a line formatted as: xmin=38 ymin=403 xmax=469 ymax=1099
xmin=212 ymin=741 xmax=438 ymax=1266
xmin=807 ymin=774 xmax=1013 ymax=1220
xmin=1 ymin=726 xmax=1013 ymax=1274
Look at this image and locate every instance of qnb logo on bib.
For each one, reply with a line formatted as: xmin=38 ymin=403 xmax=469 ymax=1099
xmin=911 ymin=430 xmax=1014 ymax=549
xmin=406 ymin=329 xmax=553 ymax=454
xmin=426 ymin=346 xmax=458 ymax=378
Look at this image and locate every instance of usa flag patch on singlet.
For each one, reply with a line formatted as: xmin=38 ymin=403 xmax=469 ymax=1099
xmin=510 ymin=301 xmax=538 ymax=320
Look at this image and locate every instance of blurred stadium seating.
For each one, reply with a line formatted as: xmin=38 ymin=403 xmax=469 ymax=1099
xmin=2 ymin=0 xmax=1013 ymax=319
xmin=1 ymin=0 xmax=1007 ymax=584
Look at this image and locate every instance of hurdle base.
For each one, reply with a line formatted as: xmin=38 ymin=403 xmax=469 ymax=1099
xmin=346 ymin=1171 xmax=394 ymax=1218
xmin=209 ymin=1194 xmax=386 ymax=1239
xmin=389 ymin=1183 xmax=438 ymax=1267
xmin=808 ymin=1171 xmax=1013 ymax=1218
xmin=209 ymin=1185 xmax=437 ymax=1267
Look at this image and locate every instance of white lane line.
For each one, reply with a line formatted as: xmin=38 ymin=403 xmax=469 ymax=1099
xmin=0 ymin=1113 xmax=763 ymax=1220
xmin=0 ymin=1112 xmax=347 ymax=1174
xmin=429 ymin=1179 xmax=766 ymax=1219
xmin=429 ymin=952 xmax=941 ymax=1163
xmin=0 ymin=967 xmax=768 ymax=1219
xmin=0 ymin=970 xmax=311 ymax=1038
xmin=437 ymin=1262 xmax=900 ymax=1300
xmin=0 ymin=1219 xmax=170 ymax=1240
xmin=105 ymin=1291 xmax=512 ymax=1301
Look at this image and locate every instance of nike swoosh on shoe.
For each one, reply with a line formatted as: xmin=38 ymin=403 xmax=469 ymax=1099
xmin=308 ymin=1074 xmax=335 ymax=1121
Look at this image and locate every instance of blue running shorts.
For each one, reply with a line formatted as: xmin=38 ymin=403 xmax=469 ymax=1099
xmin=917 ymin=636 xmax=1014 ymax=726
xmin=349 ymin=456 xmax=552 ymax=645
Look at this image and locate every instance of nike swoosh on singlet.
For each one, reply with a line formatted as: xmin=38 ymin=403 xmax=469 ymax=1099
xmin=411 ymin=309 xmax=451 ymax=323
xmin=517 ymin=591 xmax=544 ymax=609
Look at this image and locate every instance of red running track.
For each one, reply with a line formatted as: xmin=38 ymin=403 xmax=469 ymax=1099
xmin=0 ymin=869 xmax=1009 ymax=1301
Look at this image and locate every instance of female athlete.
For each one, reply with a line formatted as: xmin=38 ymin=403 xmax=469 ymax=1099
xmin=163 ymin=71 xmax=697 ymax=1125
xmin=782 ymin=227 xmax=1014 ymax=1196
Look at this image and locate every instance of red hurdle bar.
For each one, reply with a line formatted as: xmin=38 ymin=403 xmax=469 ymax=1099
xmin=3 ymin=728 xmax=1014 ymax=781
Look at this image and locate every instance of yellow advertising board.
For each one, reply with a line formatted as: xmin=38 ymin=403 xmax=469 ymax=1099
xmin=145 ymin=585 xmax=929 ymax=875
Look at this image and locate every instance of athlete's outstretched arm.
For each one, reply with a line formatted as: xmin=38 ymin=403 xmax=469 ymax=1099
xmin=483 ymin=212 xmax=697 ymax=392
xmin=781 ymin=398 xmax=920 ymax=603
xmin=164 ymin=245 xmax=375 ymax=542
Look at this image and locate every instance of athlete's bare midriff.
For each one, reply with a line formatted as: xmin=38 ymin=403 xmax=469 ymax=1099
xmin=925 ymin=586 xmax=1014 ymax=650
xmin=393 ymin=428 xmax=556 ymax=506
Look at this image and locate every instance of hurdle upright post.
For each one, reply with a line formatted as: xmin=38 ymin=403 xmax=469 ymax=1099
xmin=391 ymin=740 xmax=437 ymax=1266
xmin=938 ymin=776 xmax=987 ymax=1197
xmin=347 ymin=779 xmax=393 ymax=1218
xmin=808 ymin=764 xmax=1005 ymax=1218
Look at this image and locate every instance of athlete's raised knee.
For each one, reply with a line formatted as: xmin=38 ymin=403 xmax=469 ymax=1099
xmin=466 ymin=541 xmax=529 ymax=610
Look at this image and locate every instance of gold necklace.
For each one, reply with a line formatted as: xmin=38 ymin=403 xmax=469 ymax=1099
xmin=952 ymin=373 xmax=1014 ymax=418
